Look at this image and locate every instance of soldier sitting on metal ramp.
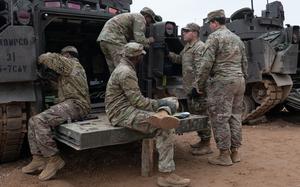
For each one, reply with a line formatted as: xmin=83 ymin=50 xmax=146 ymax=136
xmin=22 ymin=46 xmax=91 ymax=180
xmin=105 ymin=42 xmax=191 ymax=187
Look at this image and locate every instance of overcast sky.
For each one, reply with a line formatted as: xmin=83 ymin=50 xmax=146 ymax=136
xmin=131 ymin=0 xmax=298 ymax=29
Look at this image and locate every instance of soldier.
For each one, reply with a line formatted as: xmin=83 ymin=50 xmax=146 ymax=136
xmin=97 ymin=7 xmax=156 ymax=73
xmin=168 ymin=23 xmax=213 ymax=156
xmin=105 ymin=42 xmax=191 ymax=187
xmin=22 ymin=46 xmax=91 ymax=180
xmin=194 ymin=10 xmax=248 ymax=166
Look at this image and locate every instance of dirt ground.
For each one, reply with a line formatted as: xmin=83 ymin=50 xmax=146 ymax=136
xmin=1 ymin=114 xmax=300 ymax=187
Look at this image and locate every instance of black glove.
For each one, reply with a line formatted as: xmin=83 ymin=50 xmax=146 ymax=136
xmin=157 ymin=99 xmax=177 ymax=114
xmin=164 ymin=43 xmax=170 ymax=56
xmin=188 ymin=87 xmax=200 ymax=98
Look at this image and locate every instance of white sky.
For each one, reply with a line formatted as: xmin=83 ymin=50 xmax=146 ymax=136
xmin=131 ymin=0 xmax=299 ymax=29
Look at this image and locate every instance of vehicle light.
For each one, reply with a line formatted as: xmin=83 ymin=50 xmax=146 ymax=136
xmin=44 ymin=1 xmax=61 ymax=8
xmin=18 ymin=10 xmax=30 ymax=19
xmin=67 ymin=2 xmax=81 ymax=10
xmin=17 ymin=10 xmax=31 ymax=25
xmin=165 ymin=22 xmax=175 ymax=36
xmin=108 ymin=7 xmax=118 ymax=15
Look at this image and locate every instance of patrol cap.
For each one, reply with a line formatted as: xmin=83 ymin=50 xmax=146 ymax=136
xmin=140 ymin=7 xmax=156 ymax=23
xmin=154 ymin=15 xmax=162 ymax=22
xmin=206 ymin=9 xmax=225 ymax=23
xmin=182 ymin=23 xmax=201 ymax=33
xmin=123 ymin=42 xmax=146 ymax=57
xmin=61 ymin=46 xmax=78 ymax=54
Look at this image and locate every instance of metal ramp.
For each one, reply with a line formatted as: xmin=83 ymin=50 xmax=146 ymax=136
xmin=55 ymin=113 xmax=208 ymax=150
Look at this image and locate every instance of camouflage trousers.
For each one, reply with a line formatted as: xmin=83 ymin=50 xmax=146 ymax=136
xmin=119 ymin=108 xmax=175 ymax=173
xmin=187 ymin=96 xmax=211 ymax=141
xmin=207 ymin=77 xmax=245 ymax=150
xmin=100 ymin=41 xmax=124 ymax=73
xmin=28 ymin=99 xmax=86 ymax=157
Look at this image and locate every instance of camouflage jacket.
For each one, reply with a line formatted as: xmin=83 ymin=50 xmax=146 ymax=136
xmin=40 ymin=53 xmax=91 ymax=111
xmin=105 ymin=58 xmax=159 ymax=126
xmin=195 ymin=26 xmax=248 ymax=91
xmin=169 ymin=39 xmax=205 ymax=94
xmin=97 ymin=13 xmax=150 ymax=47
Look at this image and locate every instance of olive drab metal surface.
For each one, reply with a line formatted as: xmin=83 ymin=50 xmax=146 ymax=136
xmin=0 ymin=26 xmax=36 ymax=82
xmin=55 ymin=113 xmax=208 ymax=150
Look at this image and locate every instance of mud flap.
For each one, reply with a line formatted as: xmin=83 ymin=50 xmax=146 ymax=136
xmin=270 ymin=73 xmax=293 ymax=101
xmin=270 ymin=74 xmax=292 ymax=87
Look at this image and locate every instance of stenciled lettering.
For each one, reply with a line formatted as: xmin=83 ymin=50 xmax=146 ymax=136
xmin=0 ymin=38 xmax=29 ymax=46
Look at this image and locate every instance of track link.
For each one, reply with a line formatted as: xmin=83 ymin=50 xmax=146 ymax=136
xmin=0 ymin=103 xmax=27 ymax=162
xmin=243 ymin=80 xmax=283 ymax=122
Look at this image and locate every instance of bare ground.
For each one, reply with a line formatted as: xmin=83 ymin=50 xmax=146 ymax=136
xmin=1 ymin=114 xmax=300 ymax=187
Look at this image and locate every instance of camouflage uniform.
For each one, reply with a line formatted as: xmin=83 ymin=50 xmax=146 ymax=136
xmin=105 ymin=44 xmax=176 ymax=172
xmin=196 ymin=24 xmax=248 ymax=150
xmin=97 ymin=13 xmax=151 ymax=73
xmin=169 ymin=38 xmax=211 ymax=141
xmin=28 ymin=53 xmax=90 ymax=157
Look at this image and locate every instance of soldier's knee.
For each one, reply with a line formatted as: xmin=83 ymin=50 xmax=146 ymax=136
xmin=29 ymin=115 xmax=45 ymax=128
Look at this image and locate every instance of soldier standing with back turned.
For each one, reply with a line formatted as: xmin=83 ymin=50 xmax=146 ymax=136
xmin=194 ymin=10 xmax=248 ymax=166
xmin=168 ymin=23 xmax=213 ymax=156
xmin=97 ymin=7 xmax=157 ymax=73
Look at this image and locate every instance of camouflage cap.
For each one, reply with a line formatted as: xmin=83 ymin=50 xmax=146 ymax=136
xmin=206 ymin=9 xmax=225 ymax=23
xmin=61 ymin=46 xmax=78 ymax=54
xmin=182 ymin=23 xmax=201 ymax=32
xmin=154 ymin=15 xmax=162 ymax=22
xmin=123 ymin=42 xmax=146 ymax=57
xmin=140 ymin=7 xmax=156 ymax=23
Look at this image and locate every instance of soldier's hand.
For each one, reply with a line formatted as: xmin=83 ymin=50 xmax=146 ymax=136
xmin=38 ymin=52 xmax=51 ymax=64
xmin=164 ymin=43 xmax=170 ymax=56
xmin=148 ymin=37 xmax=155 ymax=44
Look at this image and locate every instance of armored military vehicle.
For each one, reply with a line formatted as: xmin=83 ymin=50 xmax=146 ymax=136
xmin=0 ymin=0 xmax=205 ymax=163
xmin=199 ymin=1 xmax=300 ymax=123
xmin=0 ymin=0 xmax=134 ymax=163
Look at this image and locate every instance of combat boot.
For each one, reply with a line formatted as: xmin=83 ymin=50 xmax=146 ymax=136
xmin=191 ymin=140 xmax=213 ymax=156
xmin=145 ymin=110 xmax=180 ymax=129
xmin=208 ymin=149 xmax=233 ymax=166
xmin=38 ymin=154 xmax=65 ymax=181
xmin=231 ymin=147 xmax=241 ymax=163
xmin=190 ymin=141 xmax=202 ymax=148
xmin=22 ymin=155 xmax=47 ymax=174
xmin=157 ymin=173 xmax=191 ymax=187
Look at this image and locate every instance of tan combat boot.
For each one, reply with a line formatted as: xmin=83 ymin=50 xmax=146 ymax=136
xmin=208 ymin=149 xmax=233 ymax=166
xmin=22 ymin=155 xmax=47 ymax=174
xmin=145 ymin=110 xmax=180 ymax=129
xmin=231 ymin=147 xmax=241 ymax=163
xmin=157 ymin=173 xmax=191 ymax=187
xmin=38 ymin=154 xmax=65 ymax=181
xmin=191 ymin=140 xmax=213 ymax=156
xmin=190 ymin=141 xmax=202 ymax=148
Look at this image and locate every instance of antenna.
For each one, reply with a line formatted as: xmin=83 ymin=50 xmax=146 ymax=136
xmin=266 ymin=0 xmax=270 ymax=17
xmin=251 ymin=0 xmax=254 ymax=12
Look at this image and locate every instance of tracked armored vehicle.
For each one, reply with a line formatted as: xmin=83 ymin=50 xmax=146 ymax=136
xmin=200 ymin=1 xmax=300 ymax=122
xmin=0 ymin=0 xmax=205 ymax=163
